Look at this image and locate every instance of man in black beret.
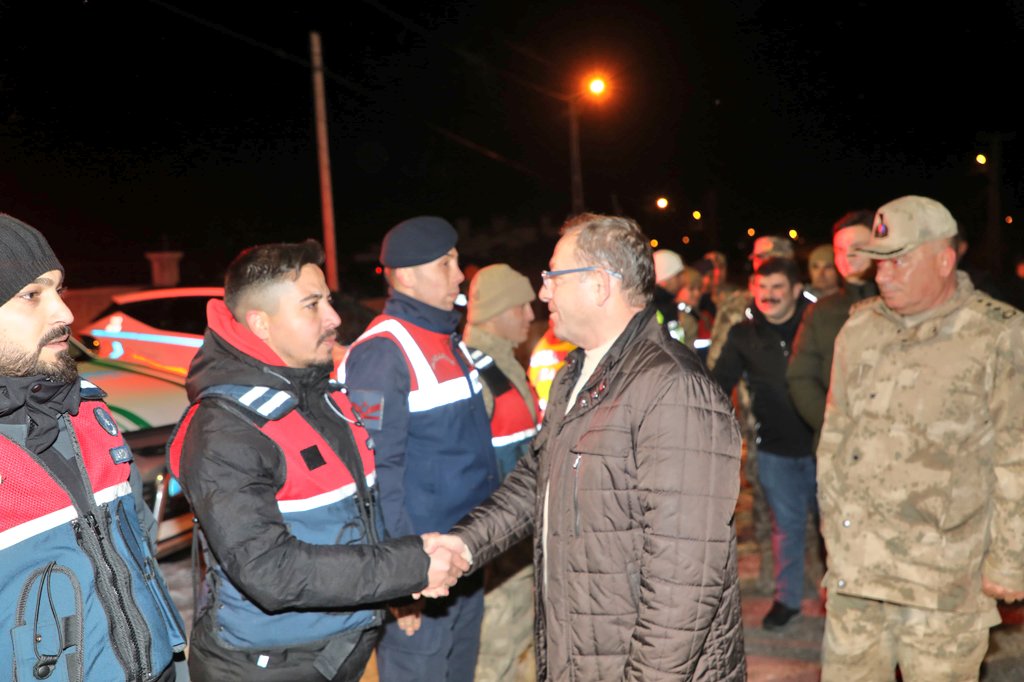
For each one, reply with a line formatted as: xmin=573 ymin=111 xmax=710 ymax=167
xmin=340 ymin=217 xmax=493 ymax=681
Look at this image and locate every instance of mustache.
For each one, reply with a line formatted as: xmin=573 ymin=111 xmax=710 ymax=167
xmin=39 ymin=325 xmax=72 ymax=349
xmin=319 ymin=331 xmax=337 ymax=344
xmin=759 ymin=298 xmax=782 ymax=305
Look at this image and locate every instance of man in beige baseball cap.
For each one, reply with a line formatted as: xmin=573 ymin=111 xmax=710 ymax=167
xmin=817 ymin=194 xmax=1024 ymax=680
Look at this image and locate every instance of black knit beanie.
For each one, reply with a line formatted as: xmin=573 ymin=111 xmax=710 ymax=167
xmin=0 ymin=214 xmax=64 ymax=304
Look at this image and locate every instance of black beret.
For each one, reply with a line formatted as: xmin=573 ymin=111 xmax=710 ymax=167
xmin=380 ymin=216 xmax=458 ymax=267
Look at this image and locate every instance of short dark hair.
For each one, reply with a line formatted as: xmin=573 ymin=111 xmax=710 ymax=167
xmin=832 ymin=210 xmax=875 ymax=237
xmin=224 ymin=239 xmax=325 ymax=319
xmin=561 ymin=213 xmax=654 ymax=307
xmin=755 ymin=257 xmax=801 ymax=286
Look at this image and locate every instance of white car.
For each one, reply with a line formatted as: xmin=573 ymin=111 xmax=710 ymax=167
xmin=73 ymin=338 xmax=193 ymax=558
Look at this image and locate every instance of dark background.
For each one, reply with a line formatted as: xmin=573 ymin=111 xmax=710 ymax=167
xmin=2 ymin=0 xmax=1021 ymax=293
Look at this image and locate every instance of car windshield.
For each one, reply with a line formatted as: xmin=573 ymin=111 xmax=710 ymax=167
xmin=92 ymin=297 xmax=212 ymax=336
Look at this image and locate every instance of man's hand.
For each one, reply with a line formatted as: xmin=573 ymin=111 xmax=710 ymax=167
xmin=389 ymin=601 xmax=424 ymax=636
xmin=414 ymin=533 xmax=473 ymax=599
xmin=982 ymin=576 xmax=1024 ymax=603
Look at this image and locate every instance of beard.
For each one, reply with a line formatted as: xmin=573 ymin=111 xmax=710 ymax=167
xmin=0 ymin=325 xmax=79 ymax=384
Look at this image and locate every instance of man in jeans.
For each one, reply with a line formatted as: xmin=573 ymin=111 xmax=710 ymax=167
xmin=712 ymin=257 xmax=815 ymax=630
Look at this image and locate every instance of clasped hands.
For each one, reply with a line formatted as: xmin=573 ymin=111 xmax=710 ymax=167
xmin=391 ymin=533 xmax=473 ymax=636
xmin=416 ymin=532 xmax=473 ymax=600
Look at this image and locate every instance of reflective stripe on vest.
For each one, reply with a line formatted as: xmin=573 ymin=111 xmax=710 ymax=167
xmin=0 ymin=398 xmax=185 ymax=680
xmin=167 ymin=383 xmax=382 ymax=651
xmin=345 ymin=317 xmax=483 ymax=413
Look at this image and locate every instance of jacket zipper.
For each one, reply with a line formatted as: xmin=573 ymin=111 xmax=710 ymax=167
xmin=74 ymin=509 xmax=148 ymax=681
xmin=572 ymin=453 xmax=581 ymax=536
xmin=323 ymin=393 xmax=378 ymax=544
xmin=57 ymin=413 xmax=152 ymax=681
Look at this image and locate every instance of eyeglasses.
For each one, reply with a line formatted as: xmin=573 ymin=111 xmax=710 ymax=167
xmin=540 ymin=265 xmax=623 ymax=285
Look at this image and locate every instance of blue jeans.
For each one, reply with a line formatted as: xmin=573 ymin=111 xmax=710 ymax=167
xmin=757 ymin=450 xmax=817 ymax=609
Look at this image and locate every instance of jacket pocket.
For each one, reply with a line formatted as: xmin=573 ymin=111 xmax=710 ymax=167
xmin=12 ymin=562 xmax=84 ymax=682
xmin=114 ymin=503 xmax=187 ymax=645
xmin=569 ymin=428 xmax=635 ymax=536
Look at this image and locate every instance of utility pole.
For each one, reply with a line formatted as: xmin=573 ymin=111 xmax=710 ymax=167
xmin=568 ymin=98 xmax=584 ymax=214
xmin=310 ymin=31 xmax=338 ymax=291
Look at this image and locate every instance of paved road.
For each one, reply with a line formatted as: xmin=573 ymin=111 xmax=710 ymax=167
xmin=160 ymin=485 xmax=1024 ymax=680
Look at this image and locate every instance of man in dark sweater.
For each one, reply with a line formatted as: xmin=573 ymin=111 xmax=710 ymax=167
xmin=712 ymin=257 xmax=814 ymax=630
xmin=787 ymin=210 xmax=877 ymax=444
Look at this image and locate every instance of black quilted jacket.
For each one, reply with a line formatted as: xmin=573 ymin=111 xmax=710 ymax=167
xmin=454 ymin=307 xmax=746 ymax=681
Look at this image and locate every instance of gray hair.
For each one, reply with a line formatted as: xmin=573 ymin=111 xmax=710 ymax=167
xmin=561 ymin=213 xmax=654 ymax=307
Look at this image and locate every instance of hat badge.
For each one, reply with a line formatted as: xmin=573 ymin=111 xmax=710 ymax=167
xmin=873 ymin=214 xmax=889 ymax=239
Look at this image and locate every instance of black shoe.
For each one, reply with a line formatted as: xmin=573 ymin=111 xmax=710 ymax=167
xmin=762 ymin=601 xmax=801 ymax=630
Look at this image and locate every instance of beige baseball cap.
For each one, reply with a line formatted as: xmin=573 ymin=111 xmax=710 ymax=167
xmin=856 ymin=195 xmax=956 ymax=259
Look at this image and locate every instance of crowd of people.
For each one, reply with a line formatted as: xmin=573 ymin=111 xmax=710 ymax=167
xmin=1 ymin=196 xmax=1021 ymax=681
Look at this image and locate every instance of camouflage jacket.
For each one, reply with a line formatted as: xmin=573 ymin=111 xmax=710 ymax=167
xmin=818 ymin=272 xmax=1024 ymax=614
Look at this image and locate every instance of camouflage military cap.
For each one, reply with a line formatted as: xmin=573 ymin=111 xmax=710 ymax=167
xmin=750 ymin=236 xmax=794 ymax=261
xmin=856 ymin=195 xmax=956 ymax=259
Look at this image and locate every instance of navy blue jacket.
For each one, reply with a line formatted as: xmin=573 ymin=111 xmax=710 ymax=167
xmin=342 ymin=291 xmax=498 ymax=536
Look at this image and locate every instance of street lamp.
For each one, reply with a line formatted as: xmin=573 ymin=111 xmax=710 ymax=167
xmin=568 ymin=74 xmax=610 ymax=213
xmin=503 ymin=70 xmax=611 ymax=214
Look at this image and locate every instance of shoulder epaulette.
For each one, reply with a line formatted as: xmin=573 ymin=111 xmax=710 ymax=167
xmin=970 ymin=295 xmax=1021 ymax=323
xmin=196 ymin=384 xmax=298 ymax=421
xmin=79 ymin=378 xmax=107 ymax=401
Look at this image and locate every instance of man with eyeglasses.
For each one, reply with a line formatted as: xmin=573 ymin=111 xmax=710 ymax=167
xmin=817 ymin=196 xmax=1024 ymax=681
xmin=447 ymin=213 xmax=746 ymax=681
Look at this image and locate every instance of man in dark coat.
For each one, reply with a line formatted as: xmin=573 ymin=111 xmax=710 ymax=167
xmin=450 ymin=214 xmax=746 ymax=681
xmin=788 ymin=209 xmax=877 ymax=444
xmin=712 ymin=257 xmax=815 ymax=630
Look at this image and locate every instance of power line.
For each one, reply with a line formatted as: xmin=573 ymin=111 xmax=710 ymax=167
xmin=139 ymin=0 xmax=549 ymax=180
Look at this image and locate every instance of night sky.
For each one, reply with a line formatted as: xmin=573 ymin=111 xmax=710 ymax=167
xmin=2 ymin=0 xmax=1021 ymax=292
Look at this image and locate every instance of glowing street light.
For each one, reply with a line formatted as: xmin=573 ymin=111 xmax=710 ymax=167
xmin=650 ymin=239 xmax=659 ymax=248
xmin=692 ymin=210 xmax=702 ymax=221
xmin=747 ymin=228 xmax=756 ymax=237
xmin=656 ymin=197 xmax=669 ymax=210
xmin=682 ymin=236 xmax=691 ymax=244
xmin=567 ymin=72 xmax=612 ymax=213
xmin=788 ymin=228 xmax=799 ymax=239
xmin=976 ymin=153 xmax=988 ymax=165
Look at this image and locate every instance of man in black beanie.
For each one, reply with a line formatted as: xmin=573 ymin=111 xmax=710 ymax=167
xmin=340 ymin=216 xmax=492 ymax=682
xmin=0 ymin=214 xmax=186 ymax=681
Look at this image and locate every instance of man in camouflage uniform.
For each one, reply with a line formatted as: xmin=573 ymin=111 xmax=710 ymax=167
xmin=818 ymin=195 xmax=1024 ymax=681
xmin=464 ymin=264 xmax=540 ymax=682
xmin=708 ymin=235 xmax=795 ymax=592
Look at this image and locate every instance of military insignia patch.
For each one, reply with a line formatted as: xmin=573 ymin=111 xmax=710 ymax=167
xmin=94 ymin=407 xmax=119 ymax=436
xmin=347 ymin=389 xmax=384 ymax=432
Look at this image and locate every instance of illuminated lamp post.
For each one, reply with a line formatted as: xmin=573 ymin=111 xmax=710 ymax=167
xmin=568 ymin=75 xmax=609 ymax=214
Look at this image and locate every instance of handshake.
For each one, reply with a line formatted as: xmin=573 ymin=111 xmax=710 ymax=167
xmin=391 ymin=533 xmax=473 ymax=637
xmin=416 ymin=532 xmax=473 ymax=599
